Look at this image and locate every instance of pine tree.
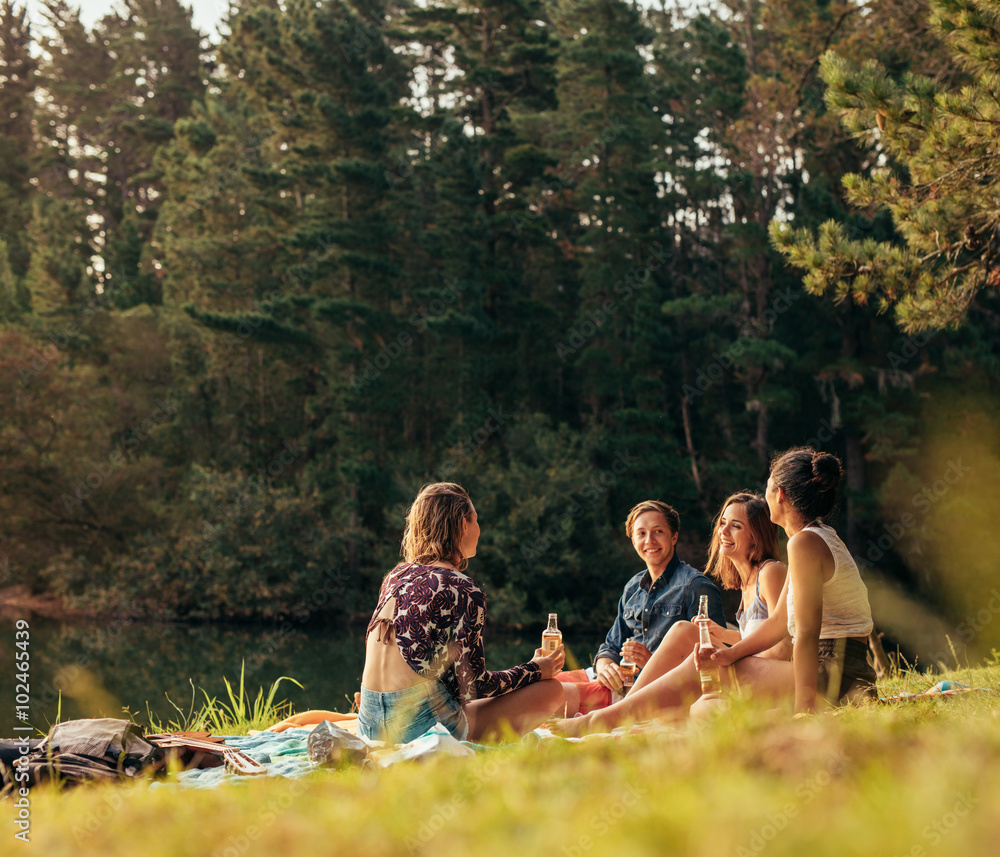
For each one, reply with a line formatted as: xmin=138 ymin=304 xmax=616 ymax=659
xmin=155 ymin=0 xmax=417 ymax=578
xmin=392 ymin=0 xmax=561 ymax=414
xmin=36 ymin=0 xmax=206 ymax=306
xmin=771 ymin=0 xmax=1000 ymax=333
xmin=21 ymin=195 xmax=93 ymax=314
xmin=0 ymin=0 xmax=37 ymax=281
xmin=0 ymin=239 xmax=24 ymax=320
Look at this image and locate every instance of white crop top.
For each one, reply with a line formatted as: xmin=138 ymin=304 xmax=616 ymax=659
xmin=786 ymin=523 xmax=873 ymax=640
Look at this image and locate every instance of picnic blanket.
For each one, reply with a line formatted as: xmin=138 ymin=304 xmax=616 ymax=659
xmin=150 ymin=728 xmax=317 ymax=788
xmin=154 ymin=720 xmax=485 ymax=788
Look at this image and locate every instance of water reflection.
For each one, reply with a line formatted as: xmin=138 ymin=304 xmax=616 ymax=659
xmin=0 ymin=615 xmax=597 ymax=731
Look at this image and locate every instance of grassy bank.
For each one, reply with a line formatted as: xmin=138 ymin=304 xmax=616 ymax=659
xmin=4 ymin=662 xmax=1000 ymax=857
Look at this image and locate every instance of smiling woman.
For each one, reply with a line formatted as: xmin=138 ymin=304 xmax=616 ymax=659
xmin=624 ymin=491 xmax=791 ymax=688
xmin=554 ymin=449 xmax=878 ymax=736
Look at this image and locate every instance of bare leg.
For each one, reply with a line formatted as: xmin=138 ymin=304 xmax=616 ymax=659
xmin=630 ymin=621 xmax=700 ymax=693
xmin=560 ymin=681 xmax=581 ymax=717
xmin=553 ymin=653 xmax=796 ymax=736
xmin=730 ymin=656 xmax=795 ymax=701
xmin=689 ymin=694 xmax=730 ymax=721
xmin=553 ymin=653 xmax=706 ymax=736
xmin=465 ymin=679 xmax=564 ymax=742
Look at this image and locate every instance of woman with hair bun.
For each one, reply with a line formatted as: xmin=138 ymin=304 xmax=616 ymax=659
xmin=359 ymin=483 xmax=565 ymax=744
xmin=553 ymin=448 xmax=875 ymax=734
xmin=718 ymin=446 xmax=876 ymax=712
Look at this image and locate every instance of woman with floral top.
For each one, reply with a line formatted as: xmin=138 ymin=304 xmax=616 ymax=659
xmin=359 ymin=482 xmax=565 ymax=744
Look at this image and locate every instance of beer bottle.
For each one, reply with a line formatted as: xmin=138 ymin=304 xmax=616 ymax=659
xmin=620 ymin=638 xmax=637 ymax=690
xmin=697 ymin=595 xmax=723 ymax=696
xmin=542 ymin=613 xmax=562 ymax=654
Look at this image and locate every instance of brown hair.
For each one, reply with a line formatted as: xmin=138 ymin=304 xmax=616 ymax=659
xmin=625 ymin=500 xmax=680 ymax=540
xmin=770 ymin=446 xmax=843 ymax=522
xmin=704 ymin=492 xmax=780 ymax=590
xmin=400 ymin=482 xmax=475 ymax=571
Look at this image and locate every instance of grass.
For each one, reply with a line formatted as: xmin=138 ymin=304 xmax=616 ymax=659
xmin=5 ymin=660 xmax=1000 ymax=857
xmin=138 ymin=661 xmax=303 ymax=735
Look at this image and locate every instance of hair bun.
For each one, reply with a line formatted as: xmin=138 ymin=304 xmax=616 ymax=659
xmin=810 ymin=452 xmax=842 ymax=491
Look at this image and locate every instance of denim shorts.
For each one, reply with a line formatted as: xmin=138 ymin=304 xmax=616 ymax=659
xmin=817 ymin=638 xmax=876 ymax=704
xmin=358 ymin=680 xmax=468 ymax=745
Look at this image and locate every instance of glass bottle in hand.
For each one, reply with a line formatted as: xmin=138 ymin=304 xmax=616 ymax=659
xmin=542 ymin=613 xmax=562 ymax=654
xmin=620 ymin=638 xmax=637 ymax=691
xmin=696 ymin=595 xmax=723 ymax=695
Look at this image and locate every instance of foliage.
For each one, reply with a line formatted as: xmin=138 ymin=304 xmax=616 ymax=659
xmin=44 ymin=465 xmax=358 ymax=621
xmin=0 ymin=0 xmax=999 ymax=649
xmin=771 ymin=0 xmax=1000 ymax=332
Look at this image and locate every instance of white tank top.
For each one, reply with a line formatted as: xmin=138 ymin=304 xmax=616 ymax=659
xmin=786 ymin=523 xmax=873 ymax=639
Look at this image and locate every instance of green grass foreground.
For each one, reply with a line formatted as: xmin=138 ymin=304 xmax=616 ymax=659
xmin=5 ymin=663 xmax=1000 ymax=857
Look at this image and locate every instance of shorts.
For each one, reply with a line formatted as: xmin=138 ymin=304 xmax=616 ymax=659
xmin=817 ymin=638 xmax=876 ymax=704
xmin=357 ymin=680 xmax=468 ymax=745
xmin=555 ymin=670 xmax=613 ymax=713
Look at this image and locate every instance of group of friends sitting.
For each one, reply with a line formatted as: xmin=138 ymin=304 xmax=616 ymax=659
xmin=358 ymin=446 xmax=876 ymax=744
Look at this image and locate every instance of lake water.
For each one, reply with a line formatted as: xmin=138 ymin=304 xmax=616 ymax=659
xmin=0 ymin=613 xmax=598 ymax=733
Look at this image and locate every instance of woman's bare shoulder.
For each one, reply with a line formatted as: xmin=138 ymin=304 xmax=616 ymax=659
xmin=758 ymin=559 xmax=787 ymax=580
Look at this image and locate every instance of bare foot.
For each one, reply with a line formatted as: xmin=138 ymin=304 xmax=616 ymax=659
xmin=548 ymin=711 xmax=609 ymax=737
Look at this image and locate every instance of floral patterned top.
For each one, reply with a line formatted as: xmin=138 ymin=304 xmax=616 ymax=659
xmin=367 ymin=562 xmax=541 ymax=704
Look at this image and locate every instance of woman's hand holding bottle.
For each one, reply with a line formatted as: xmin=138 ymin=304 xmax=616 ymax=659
xmin=531 ymin=645 xmax=565 ymax=679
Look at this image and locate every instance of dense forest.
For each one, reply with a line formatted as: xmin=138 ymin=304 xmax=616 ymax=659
xmin=1 ymin=0 xmax=999 ymax=661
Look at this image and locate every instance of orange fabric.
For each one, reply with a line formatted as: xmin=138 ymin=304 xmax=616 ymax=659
xmin=266 ymin=710 xmax=359 ymax=733
xmin=556 ymin=670 xmax=613 ymax=714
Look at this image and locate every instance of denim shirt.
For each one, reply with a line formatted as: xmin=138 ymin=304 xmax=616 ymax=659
xmin=595 ymin=553 xmax=726 ymax=665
